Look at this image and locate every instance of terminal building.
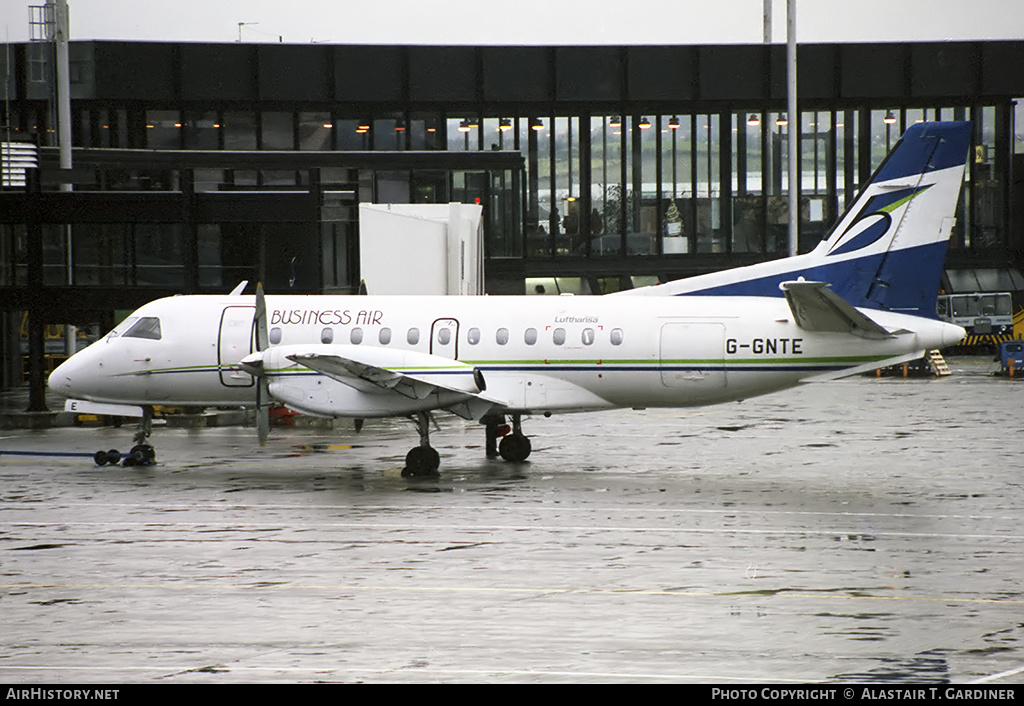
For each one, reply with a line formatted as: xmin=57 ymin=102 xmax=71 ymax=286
xmin=2 ymin=39 xmax=1024 ymax=399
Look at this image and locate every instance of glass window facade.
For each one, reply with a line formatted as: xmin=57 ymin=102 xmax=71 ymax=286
xmin=6 ymin=42 xmax=1021 ymax=300
xmin=21 ymin=103 xmax=1018 ymax=292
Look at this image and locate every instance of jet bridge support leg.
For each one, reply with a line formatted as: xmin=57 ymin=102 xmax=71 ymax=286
xmin=402 ymin=411 xmax=440 ymax=478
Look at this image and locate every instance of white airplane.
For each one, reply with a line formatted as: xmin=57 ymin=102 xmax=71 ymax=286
xmin=49 ymin=121 xmax=972 ymax=476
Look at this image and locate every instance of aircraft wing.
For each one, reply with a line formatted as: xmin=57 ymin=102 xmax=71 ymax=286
xmin=283 ymin=346 xmax=507 ymax=419
xmin=780 ymin=280 xmax=896 ymax=339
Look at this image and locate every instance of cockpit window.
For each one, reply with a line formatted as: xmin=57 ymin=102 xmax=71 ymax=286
xmin=104 ymin=317 xmax=137 ymax=341
xmin=122 ymin=316 xmax=162 ymax=340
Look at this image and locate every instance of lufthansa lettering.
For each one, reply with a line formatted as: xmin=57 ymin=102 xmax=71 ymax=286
xmin=553 ymin=315 xmax=599 ymax=324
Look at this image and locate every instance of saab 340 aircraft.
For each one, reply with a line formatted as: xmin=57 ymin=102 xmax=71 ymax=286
xmin=50 ymin=121 xmax=972 ymax=476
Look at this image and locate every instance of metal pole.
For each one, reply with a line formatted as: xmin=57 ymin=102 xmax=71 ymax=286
xmin=53 ymin=0 xmax=71 ymax=178
xmin=763 ymin=0 xmax=772 ymax=44
xmin=786 ymin=0 xmax=798 ymax=256
xmin=53 ymin=0 xmax=76 ymax=354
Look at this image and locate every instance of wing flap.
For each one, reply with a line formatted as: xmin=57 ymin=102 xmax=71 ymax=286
xmin=288 ymin=352 xmax=433 ymax=399
xmin=283 ymin=344 xmax=507 ymax=408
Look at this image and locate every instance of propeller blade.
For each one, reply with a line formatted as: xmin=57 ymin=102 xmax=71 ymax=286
xmin=256 ymin=375 xmax=270 ymax=447
xmin=253 ymin=283 xmax=270 ymax=446
xmin=255 ymin=282 xmax=269 ymax=352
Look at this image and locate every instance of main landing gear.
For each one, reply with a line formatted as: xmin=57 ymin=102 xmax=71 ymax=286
xmin=495 ymin=414 xmax=532 ymax=463
xmin=402 ymin=411 xmax=533 ymax=478
xmin=93 ymin=406 xmax=157 ymax=467
xmin=402 ymin=411 xmax=441 ymax=478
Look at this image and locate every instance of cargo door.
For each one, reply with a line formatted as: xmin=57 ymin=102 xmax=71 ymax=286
xmin=659 ymin=322 xmax=727 ymax=388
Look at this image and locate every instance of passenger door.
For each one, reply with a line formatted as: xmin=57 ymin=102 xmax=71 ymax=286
xmin=430 ymin=318 xmax=459 ymax=359
xmin=218 ymin=306 xmax=255 ymax=387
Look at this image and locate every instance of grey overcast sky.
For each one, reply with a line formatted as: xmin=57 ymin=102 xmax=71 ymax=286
xmin=1 ymin=0 xmax=1023 ymax=45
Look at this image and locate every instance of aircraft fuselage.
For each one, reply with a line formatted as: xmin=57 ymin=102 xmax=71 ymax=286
xmin=49 ymin=292 xmax=963 ymax=419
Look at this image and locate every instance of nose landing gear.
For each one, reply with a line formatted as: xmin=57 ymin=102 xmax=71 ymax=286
xmin=92 ymin=406 xmax=157 ymax=466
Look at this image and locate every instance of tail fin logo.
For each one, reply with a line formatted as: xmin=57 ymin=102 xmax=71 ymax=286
xmin=826 ymin=185 xmax=932 ymax=257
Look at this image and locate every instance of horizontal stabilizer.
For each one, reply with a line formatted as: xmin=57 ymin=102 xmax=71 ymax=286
xmin=780 ymin=280 xmax=894 ymax=339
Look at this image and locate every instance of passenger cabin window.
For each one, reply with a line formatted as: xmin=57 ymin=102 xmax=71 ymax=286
xmin=437 ymin=328 xmax=451 ymax=345
xmin=123 ymin=317 xmax=162 ymax=340
xmin=582 ymin=328 xmax=595 ymax=346
xmin=350 ymin=327 xmax=363 ymax=344
xmin=467 ymin=328 xmax=481 ymax=345
xmin=379 ymin=327 xmax=392 ymax=345
xmin=270 ymin=327 xmax=282 ymax=344
xmin=524 ymin=328 xmax=538 ymax=345
xmin=321 ymin=328 xmax=334 ymax=344
xmin=496 ymin=328 xmax=509 ymax=345
xmin=610 ymin=328 xmax=624 ymax=346
xmin=552 ymin=328 xmax=566 ymax=345
xmin=408 ymin=328 xmax=420 ymax=345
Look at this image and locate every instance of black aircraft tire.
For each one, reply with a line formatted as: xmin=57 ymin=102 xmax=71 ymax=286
xmin=403 ymin=446 xmax=441 ymax=477
xmin=499 ymin=434 xmax=532 ymax=463
xmin=130 ymin=444 xmax=156 ymax=465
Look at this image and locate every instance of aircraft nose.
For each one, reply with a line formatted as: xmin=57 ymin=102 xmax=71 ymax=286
xmin=49 ymin=356 xmax=83 ymax=397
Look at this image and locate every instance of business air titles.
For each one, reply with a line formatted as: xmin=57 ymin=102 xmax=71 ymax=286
xmin=271 ymin=308 xmax=384 ymax=327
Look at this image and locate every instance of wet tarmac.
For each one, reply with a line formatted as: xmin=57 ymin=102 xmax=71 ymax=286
xmin=1 ymin=358 xmax=1022 ymax=684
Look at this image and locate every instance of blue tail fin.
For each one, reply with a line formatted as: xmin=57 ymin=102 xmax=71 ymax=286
xmin=619 ymin=121 xmax=973 ymax=318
